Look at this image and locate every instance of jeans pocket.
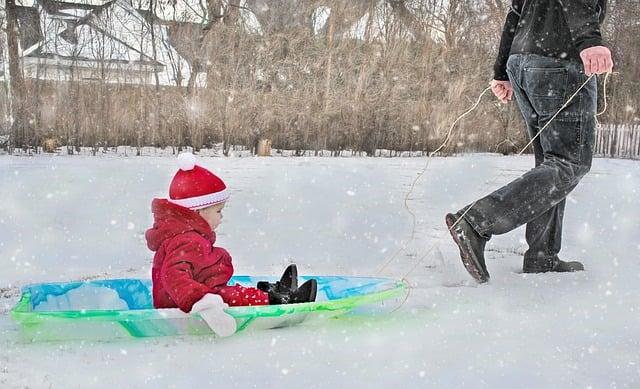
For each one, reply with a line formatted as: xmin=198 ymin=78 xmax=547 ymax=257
xmin=524 ymin=67 xmax=569 ymax=117
xmin=524 ymin=67 xmax=568 ymax=98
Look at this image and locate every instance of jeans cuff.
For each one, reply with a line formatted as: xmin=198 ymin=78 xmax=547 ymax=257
xmin=460 ymin=206 xmax=492 ymax=240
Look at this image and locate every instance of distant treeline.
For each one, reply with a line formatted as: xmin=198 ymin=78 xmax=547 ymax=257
xmin=1 ymin=0 xmax=638 ymax=156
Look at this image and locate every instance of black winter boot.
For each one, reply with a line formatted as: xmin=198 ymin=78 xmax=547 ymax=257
xmin=446 ymin=212 xmax=490 ymax=283
xmin=257 ymin=264 xmax=298 ymax=294
xmin=266 ymin=279 xmax=317 ymax=305
xmin=523 ymin=255 xmax=584 ymax=273
xmin=553 ymin=259 xmax=584 ymax=272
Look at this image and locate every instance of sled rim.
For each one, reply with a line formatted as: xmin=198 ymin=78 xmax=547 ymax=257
xmin=11 ymin=277 xmax=408 ymax=324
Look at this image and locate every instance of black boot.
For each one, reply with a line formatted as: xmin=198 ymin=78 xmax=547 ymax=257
xmin=553 ymin=259 xmax=584 ymax=272
xmin=292 ymin=279 xmax=317 ymax=303
xmin=445 ymin=212 xmax=490 ymax=283
xmin=266 ymin=279 xmax=317 ymax=305
xmin=523 ymin=255 xmax=584 ymax=273
xmin=257 ymin=264 xmax=298 ymax=294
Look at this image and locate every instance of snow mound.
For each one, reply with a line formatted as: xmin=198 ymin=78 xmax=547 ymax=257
xmin=34 ymin=284 xmax=129 ymax=311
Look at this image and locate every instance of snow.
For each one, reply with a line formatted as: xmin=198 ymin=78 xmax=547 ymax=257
xmin=1 ymin=154 xmax=639 ymax=387
xmin=312 ymin=6 xmax=331 ymax=35
xmin=348 ymin=1 xmax=400 ymax=42
xmin=34 ymin=284 xmax=129 ymax=311
xmin=238 ymin=0 xmax=263 ymax=36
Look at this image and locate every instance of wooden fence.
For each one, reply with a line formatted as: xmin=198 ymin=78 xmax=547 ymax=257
xmin=594 ymin=125 xmax=640 ymax=160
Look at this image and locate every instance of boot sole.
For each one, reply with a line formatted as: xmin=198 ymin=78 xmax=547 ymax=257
xmin=523 ymin=264 xmax=585 ymax=273
xmin=445 ymin=213 xmax=490 ymax=283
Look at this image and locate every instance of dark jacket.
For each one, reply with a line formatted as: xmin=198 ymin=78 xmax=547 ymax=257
xmin=494 ymin=0 xmax=607 ymax=80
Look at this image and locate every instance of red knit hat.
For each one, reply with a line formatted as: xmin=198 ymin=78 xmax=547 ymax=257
xmin=167 ymin=153 xmax=229 ymax=210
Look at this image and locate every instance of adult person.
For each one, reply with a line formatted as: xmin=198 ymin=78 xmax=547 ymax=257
xmin=446 ymin=0 xmax=613 ymax=283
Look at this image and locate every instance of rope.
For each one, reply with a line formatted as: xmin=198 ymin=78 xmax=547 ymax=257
xmin=400 ymin=75 xmax=596 ymax=280
xmin=598 ymin=71 xmax=611 ymax=116
xmin=376 ymin=71 xmax=613 ymax=306
xmin=595 ymin=71 xmax=612 ymax=128
xmin=375 ymin=86 xmax=492 ymax=276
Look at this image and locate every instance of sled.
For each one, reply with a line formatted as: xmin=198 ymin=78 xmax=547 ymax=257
xmin=11 ymin=276 xmax=407 ymax=341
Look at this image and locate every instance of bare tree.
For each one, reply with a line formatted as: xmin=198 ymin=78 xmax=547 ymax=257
xmin=5 ymin=0 xmax=29 ymax=151
xmin=0 ymin=0 xmax=636 ymax=157
xmin=0 ymin=4 xmax=11 ymax=143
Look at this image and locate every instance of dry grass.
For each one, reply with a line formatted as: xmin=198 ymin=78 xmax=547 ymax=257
xmin=2 ymin=0 xmax=638 ymax=155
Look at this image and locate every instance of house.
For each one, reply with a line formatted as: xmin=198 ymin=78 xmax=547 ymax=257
xmin=5 ymin=0 xmax=204 ymax=87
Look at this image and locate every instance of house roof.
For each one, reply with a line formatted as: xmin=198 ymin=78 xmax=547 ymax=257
xmin=17 ymin=0 xmax=162 ymax=67
xmin=7 ymin=0 xmax=202 ymax=86
xmin=37 ymin=0 xmax=104 ymax=17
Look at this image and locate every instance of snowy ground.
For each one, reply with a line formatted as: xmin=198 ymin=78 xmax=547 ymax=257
xmin=0 ymin=154 xmax=638 ymax=388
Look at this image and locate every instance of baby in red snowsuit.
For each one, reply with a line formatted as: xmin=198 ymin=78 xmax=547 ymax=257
xmin=146 ymin=153 xmax=316 ymax=333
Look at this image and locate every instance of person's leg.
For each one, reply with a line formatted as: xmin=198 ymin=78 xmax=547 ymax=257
xmin=520 ymin=58 xmax=597 ymax=272
xmin=523 ymin=199 xmax=567 ymax=270
xmin=460 ymin=54 xmax=596 ymax=259
xmin=445 ymin=54 xmax=537 ymax=282
xmin=519 ymin=112 xmax=568 ymax=271
xmin=504 ymin=55 xmax=569 ymax=270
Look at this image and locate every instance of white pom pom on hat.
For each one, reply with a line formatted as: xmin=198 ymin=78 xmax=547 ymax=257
xmin=177 ymin=152 xmax=197 ymax=171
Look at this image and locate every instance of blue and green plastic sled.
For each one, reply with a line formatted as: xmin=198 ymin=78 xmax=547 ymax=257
xmin=11 ymin=276 xmax=407 ymax=341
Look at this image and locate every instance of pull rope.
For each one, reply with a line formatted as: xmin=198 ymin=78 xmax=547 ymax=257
xmin=375 ymin=86 xmax=492 ymax=277
xmin=595 ymin=71 xmax=611 ymax=127
xmin=376 ymin=71 xmax=613 ymax=299
xmin=598 ymin=71 xmax=611 ymax=116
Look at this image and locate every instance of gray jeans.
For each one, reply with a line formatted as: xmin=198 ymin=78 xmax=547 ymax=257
xmin=462 ymin=53 xmax=597 ymax=271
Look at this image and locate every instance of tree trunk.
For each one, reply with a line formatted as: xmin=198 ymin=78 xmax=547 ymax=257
xmin=323 ymin=8 xmax=335 ymax=112
xmin=149 ymin=0 xmax=162 ymax=146
xmin=5 ymin=0 xmax=28 ymax=150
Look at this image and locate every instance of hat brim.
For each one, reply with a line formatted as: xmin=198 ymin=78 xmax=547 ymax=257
xmin=168 ymin=189 xmax=229 ymax=210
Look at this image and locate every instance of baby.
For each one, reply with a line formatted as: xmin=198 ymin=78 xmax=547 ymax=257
xmin=145 ymin=153 xmax=316 ymax=334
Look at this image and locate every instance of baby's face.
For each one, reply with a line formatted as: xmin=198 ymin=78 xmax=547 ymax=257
xmin=197 ymin=202 xmax=225 ymax=231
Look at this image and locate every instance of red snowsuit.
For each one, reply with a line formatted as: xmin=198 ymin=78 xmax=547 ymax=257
xmin=145 ymin=199 xmax=269 ymax=312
